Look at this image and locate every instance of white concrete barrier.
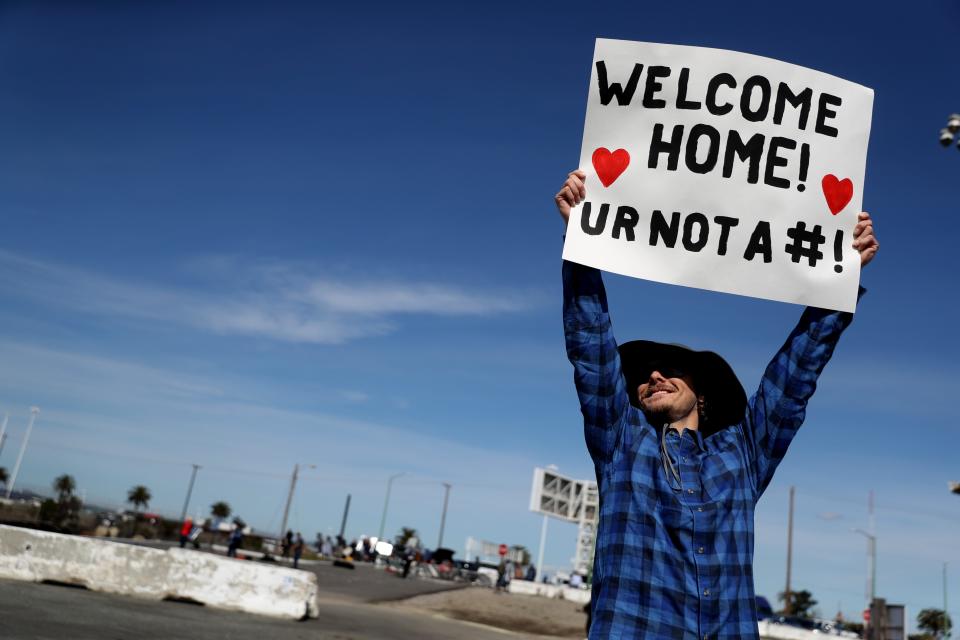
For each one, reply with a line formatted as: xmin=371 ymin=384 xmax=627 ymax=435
xmin=0 ymin=525 xmax=318 ymax=619
xmin=758 ymin=620 xmax=826 ymax=640
xmin=166 ymin=548 xmax=318 ymax=619
xmin=0 ymin=524 xmax=171 ymax=598
xmin=507 ymin=579 xmax=591 ymax=604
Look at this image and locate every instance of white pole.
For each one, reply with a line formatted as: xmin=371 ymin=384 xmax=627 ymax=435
xmin=6 ymin=407 xmax=40 ymax=499
xmin=536 ymin=513 xmax=549 ymax=582
xmin=378 ymin=472 xmax=405 ymax=542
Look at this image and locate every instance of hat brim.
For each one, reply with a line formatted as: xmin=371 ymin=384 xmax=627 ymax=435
xmin=617 ymin=340 xmax=747 ymax=434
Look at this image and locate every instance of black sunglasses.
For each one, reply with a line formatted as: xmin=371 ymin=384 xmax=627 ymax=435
xmin=635 ymin=360 xmax=692 ymax=381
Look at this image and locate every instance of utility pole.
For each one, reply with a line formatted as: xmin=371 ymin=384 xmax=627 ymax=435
xmin=869 ymin=490 xmax=876 ymax=606
xmin=179 ymin=464 xmax=201 ymax=523
xmin=945 ymin=562 xmax=951 ymax=639
xmin=6 ymin=407 xmax=39 ymax=500
xmin=378 ymin=472 xmax=405 ymax=542
xmin=784 ymin=485 xmax=794 ymax=615
xmin=339 ymin=493 xmax=351 ymax=539
xmin=0 ymin=412 xmax=9 ymax=459
xmin=437 ymin=482 xmax=451 ymax=549
xmin=280 ymin=463 xmax=315 ymax=538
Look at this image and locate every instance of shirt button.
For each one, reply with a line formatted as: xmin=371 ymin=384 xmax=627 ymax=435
xmin=698 ymin=546 xmax=705 ymax=554
xmin=697 ymin=506 xmax=703 ymax=512
xmin=704 ymin=589 xmax=710 ymax=596
xmin=681 ymin=456 xmax=687 ymax=462
xmin=687 ymin=488 xmax=695 ymax=494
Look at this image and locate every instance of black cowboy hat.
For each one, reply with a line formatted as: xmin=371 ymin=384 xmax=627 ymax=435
xmin=618 ymin=340 xmax=747 ymax=435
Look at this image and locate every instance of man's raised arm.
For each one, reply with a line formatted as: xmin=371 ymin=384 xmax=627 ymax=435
xmin=557 ymin=170 xmax=630 ymax=465
xmin=742 ymin=212 xmax=879 ymax=495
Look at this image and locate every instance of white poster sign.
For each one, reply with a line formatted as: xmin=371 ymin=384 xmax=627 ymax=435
xmin=562 ymin=39 xmax=874 ymax=312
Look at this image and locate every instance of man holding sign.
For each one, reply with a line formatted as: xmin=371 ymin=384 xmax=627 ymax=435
xmin=557 ymin=40 xmax=879 ymax=640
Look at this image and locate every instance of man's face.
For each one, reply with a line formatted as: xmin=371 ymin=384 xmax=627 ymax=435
xmin=637 ymin=366 xmax=701 ymax=427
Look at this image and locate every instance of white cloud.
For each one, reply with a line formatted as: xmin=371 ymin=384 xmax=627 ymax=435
xmin=300 ymin=281 xmax=530 ymax=316
xmin=0 ymin=251 xmax=538 ymax=344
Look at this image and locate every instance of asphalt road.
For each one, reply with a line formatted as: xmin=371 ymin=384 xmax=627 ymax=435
xmin=0 ymin=562 xmax=538 ymax=639
xmin=307 ymin=560 xmax=467 ymax=603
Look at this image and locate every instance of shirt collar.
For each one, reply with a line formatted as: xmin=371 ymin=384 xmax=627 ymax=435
xmin=664 ymin=424 xmax=708 ymax=452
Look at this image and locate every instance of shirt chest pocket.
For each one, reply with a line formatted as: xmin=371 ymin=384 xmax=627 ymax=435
xmin=699 ymin=448 xmax=747 ymax=502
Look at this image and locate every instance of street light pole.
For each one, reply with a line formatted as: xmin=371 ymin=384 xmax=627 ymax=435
xmin=179 ymin=464 xmax=201 ymax=523
xmin=279 ymin=463 xmax=315 ymax=538
xmin=785 ymin=486 xmax=795 ymax=615
xmin=378 ymin=472 xmax=405 ymax=542
xmin=437 ymin=482 xmax=451 ymax=549
xmin=945 ymin=562 xmax=951 ymax=639
xmin=6 ymin=407 xmax=39 ymax=500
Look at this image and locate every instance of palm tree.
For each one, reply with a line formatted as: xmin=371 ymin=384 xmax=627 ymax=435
xmin=917 ymin=608 xmax=952 ymax=638
xmin=210 ymin=501 xmax=231 ymax=519
xmin=127 ymin=485 xmax=151 ymax=512
xmin=395 ymin=527 xmax=418 ymax=547
xmin=51 ymin=474 xmax=80 ymax=530
xmin=53 ymin=474 xmax=76 ymax=501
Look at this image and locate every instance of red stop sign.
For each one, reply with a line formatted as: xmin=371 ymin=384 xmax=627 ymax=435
xmin=863 ymin=609 xmax=871 ymax=623
xmin=498 ymin=544 xmax=508 ymax=556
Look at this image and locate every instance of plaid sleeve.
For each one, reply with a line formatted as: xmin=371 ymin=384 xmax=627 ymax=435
xmin=742 ymin=289 xmax=862 ymax=495
xmin=562 ymin=260 xmax=629 ymax=465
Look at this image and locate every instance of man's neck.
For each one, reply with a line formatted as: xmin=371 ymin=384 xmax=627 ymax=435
xmin=667 ymin=409 xmax=699 ymax=432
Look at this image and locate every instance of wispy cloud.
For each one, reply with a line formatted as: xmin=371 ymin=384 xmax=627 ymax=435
xmin=0 ymin=251 xmax=537 ymax=344
xmin=0 ymin=339 xmax=547 ymax=544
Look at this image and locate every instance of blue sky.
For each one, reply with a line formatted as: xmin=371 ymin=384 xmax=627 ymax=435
xmin=1 ymin=0 xmax=959 ymax=628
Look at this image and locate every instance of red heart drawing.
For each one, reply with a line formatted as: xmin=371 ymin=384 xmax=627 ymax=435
xmin=821 ymin=174 xmax=854 ymax=215
xmin=592 ymin=147 xmax=630 ymax=188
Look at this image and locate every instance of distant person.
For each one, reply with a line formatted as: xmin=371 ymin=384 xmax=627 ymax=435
xmin=569 ymin=572 xmax=584 ymax=589
xmin=282 ymin=529 xmax=293 ymax=558
xmin=496 ymin=559 xmax=512 ymax=592
xmin=293 ymin=532 xmax=305 ymax=568
xmin=179 ymin=517 xmax=193 ymax=549
xmin=188 ymin=521 xmax=202 ymax=549
xmin=322 ymin=535 xmax=333 ymax=558
xmin=402 ymin=548 xmax=414 ymax=579
xmin=227 ymin=525 xmax=243 ymax=558
xmin=525 ymin=564 xmax=536 ymax=581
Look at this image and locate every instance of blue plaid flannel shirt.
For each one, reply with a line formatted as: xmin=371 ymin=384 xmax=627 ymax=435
xmin=563 ymin=261 xmax=859 ymax=640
